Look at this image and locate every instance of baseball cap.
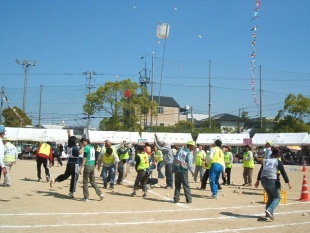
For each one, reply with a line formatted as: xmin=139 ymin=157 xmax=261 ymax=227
xmin=266 ymin=140 xmax=273 ymax=146
xmin=187 ymin=141 xmax=196 ymax=147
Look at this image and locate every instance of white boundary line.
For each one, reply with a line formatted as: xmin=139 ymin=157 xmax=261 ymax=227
xmin=1 ymin=210 xmax=310 ymax=229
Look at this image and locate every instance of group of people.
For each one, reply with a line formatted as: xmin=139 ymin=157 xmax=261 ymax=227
xmin=0 ymin=125 xmax=292 ymax=221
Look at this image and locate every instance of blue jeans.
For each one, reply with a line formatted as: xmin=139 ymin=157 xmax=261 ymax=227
xmin=102 ymin=164 xmax=116 ymax=188
xmin=165 ymin=163 xmax=173 ymax=187
xmin=261 ymin=177 xmax=280 ymax=215
xmin=209 ymin=163 xmax=223 ymax=195
xmin=157 ymin=161 xmax=165 ymax=178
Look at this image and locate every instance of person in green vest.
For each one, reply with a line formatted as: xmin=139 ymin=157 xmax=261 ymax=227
xmin=193 ymin=145 xmax=206 ymax=183
xmin=222 ymin=146 xmax=233 ymax=185
xmin=3 ymin=137 xmax=18 ymax=186
xmin=154 ymin=145 xmax=165 ymax=179
xmin=79 ymin=138 xmax=104 ymax=202
xmin=131 ymin=145 xmax=150 ymax=197
xmin=242 ymin=145 xmax=254 ymax=186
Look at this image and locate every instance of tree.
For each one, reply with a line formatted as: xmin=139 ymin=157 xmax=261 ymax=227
xmin=275 ymin=94 xmax=310 ymax=132
xmin=1 ymin=106 xmax=32 ymax=127
xmin=83 ymin=79 xmax=157 ymax=131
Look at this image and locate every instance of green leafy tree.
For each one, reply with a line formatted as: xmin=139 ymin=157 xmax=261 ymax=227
xmin=275 ymin=94 xmax=310 ymax=132
xmin=1 ymin=106 xmax=32 ymax=127
xmin=84 ymin=79 xmax=157 ymax=131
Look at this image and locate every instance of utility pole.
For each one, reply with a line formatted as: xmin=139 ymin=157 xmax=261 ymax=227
xmin=259 ymin=65 xmax=263 ymax=129
xmin=0 ymin=86 xmax=4 ymax=124
xmin=38 ymin=85 xmax=43 ymax=128
xmin=208 ymin=60 xmax=212 ymax=129
xmin=83 ymin=71 xmax=96 ymax=138
xmin=15 ymin=59 xmax=37 ymax=113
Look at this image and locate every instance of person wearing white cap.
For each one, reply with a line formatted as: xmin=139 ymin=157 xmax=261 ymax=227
xmin=0 ymin=125 xmax=6 ymax=180
xmin=3 ymin=137 xmax=18 ymax=186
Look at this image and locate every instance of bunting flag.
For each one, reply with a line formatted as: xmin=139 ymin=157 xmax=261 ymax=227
xmin=250 ymin=0 xmax=261 ymax=111
xmin=1 ymin=91 xmax=24 ymax=123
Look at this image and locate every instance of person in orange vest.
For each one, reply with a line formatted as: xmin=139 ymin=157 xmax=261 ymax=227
xmin=255 ymin=148 xmax=292 ymax=221
xmin=36 ymin=141 xmax=53 ymax=182
xmin=242 ymin=145 xmax=254 ymax=186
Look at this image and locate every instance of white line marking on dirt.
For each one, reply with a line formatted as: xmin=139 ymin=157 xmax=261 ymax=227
xmin=197 ymin=221 xmax=310 ymax=233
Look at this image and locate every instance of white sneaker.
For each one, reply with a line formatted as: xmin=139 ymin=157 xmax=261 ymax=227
xmin=69 ymin=192 xmax=75 ymax=198
xmin=99 ymin=194 xmax=104 ymax=201
xmin=46 ymin=176 xmax=50 ymax=182
xmin=49 ymin=179 xmax=55 ymax=188
xmin=123 ymin=179 xmax=127 ymax=183
xmin=82 ymin=198 xmax=89 ymax=202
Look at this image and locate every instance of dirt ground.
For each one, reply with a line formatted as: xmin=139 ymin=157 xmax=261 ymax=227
xmin=0 ymin=160 xmax=310 ymax=233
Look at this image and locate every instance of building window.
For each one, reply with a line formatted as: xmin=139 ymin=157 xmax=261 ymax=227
xmin=158 ymin=106 xmax=164 ymax=114
xmin=160 ymin=123 xmax=164 ymax=127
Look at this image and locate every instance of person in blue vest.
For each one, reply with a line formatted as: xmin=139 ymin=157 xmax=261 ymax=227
xmin=173 ymin=141 xmax=195 ymax=203
xmin=131 ymin=145 xmax=150 ymax=197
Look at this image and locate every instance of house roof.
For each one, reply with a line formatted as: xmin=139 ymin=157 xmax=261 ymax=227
xmin=212 ymin=113 xmax=241 ymax=121
xmin=149 ymin=96 xmax=180 ymax=108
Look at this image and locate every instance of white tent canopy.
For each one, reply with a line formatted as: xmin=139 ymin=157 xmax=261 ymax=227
xmin=88 ymin=131 xmax=141 ymax=144
xmin=5 ymin=127 xmax=70 ymax=143
xmin=141 ymin=132 xmax=193 ymax=145
xmin=251 ymin=132 xmax=308 ymax=146
xmin=302 ymin=134 xmax=310 ymax=146
xmin=196 ymin=133 xmax=250 ymax=146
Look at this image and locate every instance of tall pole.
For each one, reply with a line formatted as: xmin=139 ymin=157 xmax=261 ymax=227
xmin=0 ymin=86 xmax=4 ymax=124
xmin=84 ymin=71 xmax=96 ymax=138
xmin=16 ymin=59 xmax=37 ymax=113
xmin=38 ymin=85 xmax=43 ymax=128
xmin=259 ymin=65 xmax=263 ymax=129
xmin=208 ymin=60 xmax=212 ymax=129
xmin=150 ymin=52 xmax=155 ymax=128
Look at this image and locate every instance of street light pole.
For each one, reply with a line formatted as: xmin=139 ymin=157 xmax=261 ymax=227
xmin=16 ymin=59 xmax=37 ymax=112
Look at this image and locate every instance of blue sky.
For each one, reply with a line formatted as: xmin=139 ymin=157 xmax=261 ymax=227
xmin=1 ymin=0 xmax=309 ymax=128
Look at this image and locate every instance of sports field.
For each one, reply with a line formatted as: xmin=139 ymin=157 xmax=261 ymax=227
xmin=0 ymin=160 xmax=309 ymax=233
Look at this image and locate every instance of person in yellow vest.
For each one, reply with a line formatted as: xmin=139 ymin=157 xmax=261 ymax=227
xmin=199 ymin=147 xmax=212 ymax=190
xmin=97 ymin=146 xmax=119 ymax=189
xmin=206 ymin=140 xmax=226 ymax=199
xmin=95 ymin=144 xmax=102 ymax=166
xmin=131 ymin=145 xmax=150 ymax=197
xmin=193 ymin=145 xmax=206 ymax=183
xmin=222 ymin=146 xmax=233 ymax=185
xmin=36 ymin=141 xmax=53 ymax=182
xmin=154 ymin=145 xmax=165 ymax=179
xmin=0 ymin=125 xmax=6 ymax=180
xmin=3 ymin=137 xmax=18 ymax=187
xmin=116 ymin=141 xmax=130 ymax=184
xmin=242 ymin=145 xmax=254 ymax=186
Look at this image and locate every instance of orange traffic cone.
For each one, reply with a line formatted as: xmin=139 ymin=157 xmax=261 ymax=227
xmin=302 ymin=161 xmax=307 ymax=172
xmin=299 ymin=175 xmax=310 ymax=202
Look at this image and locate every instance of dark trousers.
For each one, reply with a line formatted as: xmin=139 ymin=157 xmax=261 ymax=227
xmin=174 ymin=171 xmax=192 ymax=203
xmin=55 ymin=163 xmax=80 ymax=193
xmin=165 ymin=163 xmax=173 ymax=188
xmin=117 ymin=161 xmax=124 ymax=183
xmin=201 ymin=169 xmax=210 ymax=189
xmin=52 ymin=154 xmax=63 ymax=166
xmin=37 ymin=157 xmax=50 ymax=179
xmin=222 ymin=167 xmax=232 ymax=185
xmin=133 ymin=170 xmax=149 ymax=193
